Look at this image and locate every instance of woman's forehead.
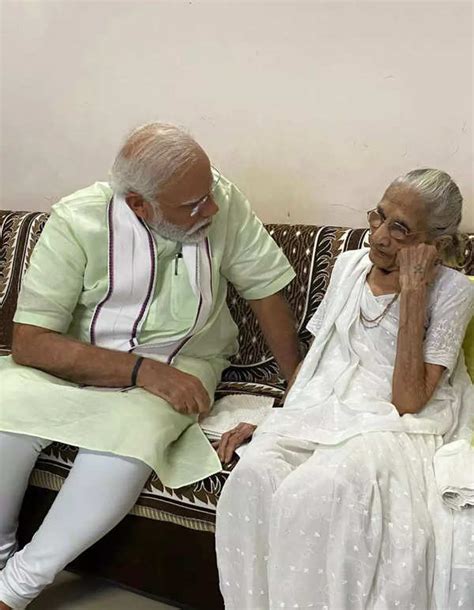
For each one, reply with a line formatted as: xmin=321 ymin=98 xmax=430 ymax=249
xmin=379 ymin=184 xmax=427 ymax=225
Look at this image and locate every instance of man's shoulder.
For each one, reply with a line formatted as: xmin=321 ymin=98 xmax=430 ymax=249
xmin=46 ymin=183 xmax=112 ymax=246
xmin=213 ymin=172 xmax=252 ymax=218
xmin=52 ymin=182 xmax=113 ymax=218
xmin=208 ymin=173 xmax=252 ymax=244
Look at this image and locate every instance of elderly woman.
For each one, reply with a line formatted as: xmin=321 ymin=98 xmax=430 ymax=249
xmin=215 ymin=169 xmax=474 ymax=610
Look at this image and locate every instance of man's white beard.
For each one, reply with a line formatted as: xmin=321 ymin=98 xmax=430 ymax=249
xmin=147 ymin=208 xmax=211 ymax=243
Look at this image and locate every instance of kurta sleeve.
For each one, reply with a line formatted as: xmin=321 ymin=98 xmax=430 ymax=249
xmin=220 ymin=184 xmax=295 ymax=300
xmin=424 ymin=271 xmax=474 ymax=374
xmin=13 ymin=204 xmax=86 ymax=333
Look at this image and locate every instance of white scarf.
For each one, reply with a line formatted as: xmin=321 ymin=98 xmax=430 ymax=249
xmin=286 ymin=249 xmax=371 ymax=398
xmin=90 ymin=194 xmax=213 ymax=364
xmin=259 ymin=249 xmax=472 ymax=443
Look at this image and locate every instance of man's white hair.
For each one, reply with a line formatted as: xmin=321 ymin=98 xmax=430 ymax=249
xmin=110 ymin=122 xmax=202 ymax=201
xmin=390 ymin=168 xmax=468 ymax=266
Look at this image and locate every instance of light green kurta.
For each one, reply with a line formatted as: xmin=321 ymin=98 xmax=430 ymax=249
xmin=0 ymin=177 xmax=295 ymax=488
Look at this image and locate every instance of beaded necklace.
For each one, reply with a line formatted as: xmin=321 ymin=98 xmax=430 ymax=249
xmin=360 ymin=292 xmax=399 ymax=329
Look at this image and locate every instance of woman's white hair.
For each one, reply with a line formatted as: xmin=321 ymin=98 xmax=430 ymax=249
xmin=391 ymin=168 xmax=462 ymax=237
xmin=110 ymin=122 xmax=202 ymax=201
xmin=390 ymin=168 xmax=470 ymax=267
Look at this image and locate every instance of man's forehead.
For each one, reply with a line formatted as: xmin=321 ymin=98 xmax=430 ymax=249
xmin=179 ymin=174 xmax=214 ymax=206
xmin=160 ymin=163 xmax=213 ymax=207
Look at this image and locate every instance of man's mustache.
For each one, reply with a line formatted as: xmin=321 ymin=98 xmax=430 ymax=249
xmin=186 ymin=219 xmax=212 ymax=236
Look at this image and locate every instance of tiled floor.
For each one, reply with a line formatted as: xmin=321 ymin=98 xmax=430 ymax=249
xmin=28 ymin=571 xmax=177 ymax=609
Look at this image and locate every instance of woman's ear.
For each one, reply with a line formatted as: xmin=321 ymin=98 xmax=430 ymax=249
xmin=433 ymin=234 xmax=466 ymax=267
xmin=433 ymin=234 xmax=450 ymax=253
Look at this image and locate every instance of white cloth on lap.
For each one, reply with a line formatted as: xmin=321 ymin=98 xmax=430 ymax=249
xmin=434 ymin=439 xmax=474 ymax=510
xmin=200 ymin=394 xmax=274 ymax=440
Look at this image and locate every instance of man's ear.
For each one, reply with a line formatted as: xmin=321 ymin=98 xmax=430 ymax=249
xmin=125 ymin=192 xmax=151 ymax=220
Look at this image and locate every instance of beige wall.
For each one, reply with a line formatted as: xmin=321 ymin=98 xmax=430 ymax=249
xmin=1 ymin=0 xmax=472 ymax=229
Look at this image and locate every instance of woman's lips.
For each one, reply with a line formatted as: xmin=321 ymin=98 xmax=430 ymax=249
xmin=368 ymin=238 xmax=388 ymax=258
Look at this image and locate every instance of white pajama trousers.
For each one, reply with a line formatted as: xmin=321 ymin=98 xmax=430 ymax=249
xmin=216 ymin=432 xmax=473 ymax=610
xmin=0 ymin=431 xmax=152 ymax=609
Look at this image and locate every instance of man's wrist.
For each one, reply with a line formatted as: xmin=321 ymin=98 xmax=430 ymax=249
xmin=135 ymin=357 xmax=151 ymax=387
xmin=135 ymin=357 xmax=165 ymax=387
xmin=131 ymin=356 xmax=145 ymax=386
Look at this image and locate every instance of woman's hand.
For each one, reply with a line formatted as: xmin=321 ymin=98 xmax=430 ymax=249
xmin=212 ymin=422 xmax=257 ymax=465
xmin=397 ymin=243 xmax=440 ymax=292
xmin=392 ymin=244 xmax=444 ymax=414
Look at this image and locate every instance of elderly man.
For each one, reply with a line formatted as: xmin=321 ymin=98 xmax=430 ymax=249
xmin=0 ymin=122 xmax=301 ymax=609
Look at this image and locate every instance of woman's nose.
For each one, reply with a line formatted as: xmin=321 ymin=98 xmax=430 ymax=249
xmin=372 ymin=222 xmax=391 ymax=246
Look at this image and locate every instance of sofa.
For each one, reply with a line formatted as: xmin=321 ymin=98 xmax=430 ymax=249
xmin=1 ymin=209 xmax=473 ymax=609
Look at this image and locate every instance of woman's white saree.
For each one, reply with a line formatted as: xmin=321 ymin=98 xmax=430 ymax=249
xmin=259 ymin=249 xmax=472 ymax=445
xmin=216 ymin=249 xmax=474 ymax=610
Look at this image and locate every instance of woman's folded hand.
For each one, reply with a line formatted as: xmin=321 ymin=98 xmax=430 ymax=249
xmin=212 ymin=422 xmax=258 ymax=465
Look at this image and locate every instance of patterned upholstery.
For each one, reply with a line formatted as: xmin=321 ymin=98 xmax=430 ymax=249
xmin=1 ymin=210 xmax=473 ymax=532
xmin=0 ymin=211 xmax=49 ymax=355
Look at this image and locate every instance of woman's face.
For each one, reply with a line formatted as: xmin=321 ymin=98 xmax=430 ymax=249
xmin=368 ymin=184 xmax=430 ymax=272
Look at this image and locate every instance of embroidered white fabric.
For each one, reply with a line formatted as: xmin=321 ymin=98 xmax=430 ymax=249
xmin=216 ymin=254 xmax=474 ymax=610
xmin=260 ymin=265 xmax=474 ymax=445
xmin=200 ymin=394 xmax=274 ymax=440
xmin=423 ymin=268 xmax=474 ymax=373
xmin=433 ymin=439 xmax=474 ymax=510
xmin=216 ymin=431 xmax=473 ymax=610
xmin=306 ymin=296 xmax=327 ymax=337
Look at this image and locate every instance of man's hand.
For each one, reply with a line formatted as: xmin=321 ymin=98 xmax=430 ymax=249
xmin=12 ymin=325 xmax=211 ymax=416
xmin=397 ymin=243 xmax=440 ymax=292
xmin=212 ymin=422 xmax=257 ymax=464
xmin=137 ymin=359 xmax=211 ymax=416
